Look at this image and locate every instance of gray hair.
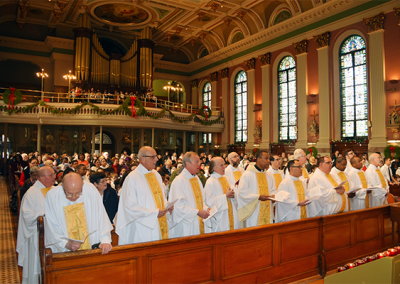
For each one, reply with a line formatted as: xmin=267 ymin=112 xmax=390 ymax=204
xmin=29 ymin=166 xmax=39 ymax=174
xmin=182 ymin=152 xmax=197 ymax=168
xmin=293 ymin=149 xmax=305 ymax=159
xmin=227 ymin=152 xmax=238 ymax=160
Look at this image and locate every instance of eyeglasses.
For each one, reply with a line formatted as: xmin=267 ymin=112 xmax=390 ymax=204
xmin=64 ymin=191 xmax=83 ymax=198
xmin=323 ymin=161 xmax=333 ymax=165
xmin=143 ymin=155 xmax=157 ymax=159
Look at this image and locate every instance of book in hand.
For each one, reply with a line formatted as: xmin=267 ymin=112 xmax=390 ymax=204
xmin=61 ymin=230 xmax=96 ymax=244
xmin=346 ymin=187 xmax=361 ymax=194
xmin=334 ymin=180 xmax=348 ymax=189
xmin=203 ymin=206 xmax=218 ymax=222
xmin=165 ymin=199 xmax=178 ymax=210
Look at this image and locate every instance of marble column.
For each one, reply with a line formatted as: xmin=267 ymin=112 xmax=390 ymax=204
xmin=220 ymin=68 xmax=229 ymax=151
xmin=91 ymin=126 xmax=95 ymax=155
xmin=99 ymin=126 xmax=103 ymax=154
xmin=37 ymin=124 xmax=41 ymax=153
xmin=259 ymin=53 xmax=271 ymax=151
xmin=151 ymin=128 xmax=155 ymax=148
xmin=244 ymin=58 xmax=256 ymax=153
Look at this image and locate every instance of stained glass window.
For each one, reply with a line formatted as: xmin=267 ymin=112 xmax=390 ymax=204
xmin=340 ymin=35 xmax=368 ymax=139
xmin=278 ymin=56 xmax=297 ymax=141
xmin=202 ymin=82 xmax=211 ymax=108
xmin=235 ymin=71 xmax=247 ymax=143
xmin=202 ymin=133 xmax=212 ymax=144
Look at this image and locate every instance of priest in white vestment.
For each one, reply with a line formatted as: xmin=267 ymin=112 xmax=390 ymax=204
xmin=343 ymin=149 xmax=355 ymax=174
xmin=329 ymin=157 xmax=352 ymax=213
xmin=308 ymin=156 xmax=346 ymax=216
xmin=45 ymin=173 xmax=112 ymax=254
xmin=169 ymin=152 xmax=210 ymax=238
xmin=285 ymin=149 xmax=310 ymax=181
xmin=204 ymin=157 xmax=239 ymax=232
xmin=267 ymin=155 xmax=285 ymax=189
xmin=347 ymin=157 xmax=371 ymax=210
xmin=116 ymin=146 xmax=173 ymax=245
xmin=275 ymin=160 xmax=310 ymax=223
xmin=225 ymin=152 xmax=244 ymax=187
xmin=364 ymin=153 xmax=389 ymax=207
xmin=237 ymin=151 xmax=276 ymax=227
xmin=17 ymin=166 xmax=55 ymax=284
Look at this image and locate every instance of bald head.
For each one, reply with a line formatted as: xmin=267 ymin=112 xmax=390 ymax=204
xmin=209 ymin=157 xmax=225 ymax=175
xmin=227 ymin=152 xmax=240 ymax=168
xmin=38 ymin=166 xmax=55 ymax=187
xmin=138 ymin=146 xmax=158 ymax=171
xmin=62 ymin=173 xmax=84 ymax=202
xmin=369 ymin=153 xmax=382 ymax=167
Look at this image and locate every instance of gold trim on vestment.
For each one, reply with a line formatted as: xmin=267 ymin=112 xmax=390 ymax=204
xmin=189 ymin=177 xmax=205 ymax=234
xmin=337 ymin=172 xmax=350 ymax=212
xmin=144 ymin=172 xmax=169 ymax=240
xmin=273 ymin=173 xmax=283 ymax=188
xmin=63 ymin=202 xmax=91 ymax=250
xmin=358 ymin=172 xmax=369 ymax=208
xmin=375 ymin=170 xmax=387 ymax=206
xmin=233 ymin=171 xmax=242 ymax=182
xmin=41 ymin=186 xmax=52 ymax=198
xmin=218 ymin=177 xmax=234 ymax=230
xmin=256 ymin=173 xmax=271 ymax=226
xmin=302 ymin=167 xmax=309 ymax=179
xmin=294 ymin=180 xmax=307 ymax=219
xmin=326 ymin=173 xmax=346 ymax=213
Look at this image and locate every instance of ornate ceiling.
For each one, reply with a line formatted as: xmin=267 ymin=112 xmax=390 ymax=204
xmin=3 ymin=0 xmax=327 ymax=64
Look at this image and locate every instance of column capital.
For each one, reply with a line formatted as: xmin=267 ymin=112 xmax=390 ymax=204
xmin=244 ymin=58 xmax=256 ymax=71
xmin=394 ymin=7 xmax=400 ymax=24
xmin=190 ymin=79 xmax=198 ymax=88
xmin=293 ymin=39 xmax=308 ymax=55
xmin=259 ymin=52 xmax=271 ymax=66
xmin=219 ymin=67 xmax=229 ymax=79
xmin=363 ymin=12 xmax=385 ymax=33
xmin=313 ymin=31 xmax=330 ymax=49
xmin=208 ymin=71 xmax=218 ymax=82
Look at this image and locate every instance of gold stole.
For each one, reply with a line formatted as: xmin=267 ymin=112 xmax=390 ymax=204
xmin=358 ymin=172 xmax=370 ymax=208
xmin=256 ymin=173 xmax=271 ymax=226
xmin=376 ymin=170 xmax=387 ymax=188
xmin=41 ymin=186 xmax=52 ymax=198
xmin=293 ymin=180 xmax=307 ymax=219
xmin=325 ymin=173 xmax=347 ymax=213
xmin=337 ymin=172 xmax=350 ymax=212
xmin=302 ymin=167 xmax=309 ymax=179
xmin=218 ymin=177 xmax=234 ymax=230
xmin=233 ymin=171 xmax=242 ymax=182
xmin=144 ymin=172 xmax=168 ymax=240
xmin=63 ymin=203 xmax=91 ymax=250
xmin=273 ymin=173 xmax=283 ymax=188
xmin=189 ymin=177 xmax=205 ymax=234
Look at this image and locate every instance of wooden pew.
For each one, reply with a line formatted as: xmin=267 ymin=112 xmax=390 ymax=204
xmin=38 ymin=205 xmax=399 ymax=284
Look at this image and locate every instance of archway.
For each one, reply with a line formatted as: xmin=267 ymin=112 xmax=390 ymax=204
xmin=95 ymin=131 xmax=115 ymax=157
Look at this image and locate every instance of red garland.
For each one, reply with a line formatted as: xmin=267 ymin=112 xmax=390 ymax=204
xmin=390 ymin=146 xmax=396 ymax=159
xmin=130 ymin=96 xmax=136 ymax=118
xmin=204 ymin=105 xmax=208 ymax=121
xmin=309 ymin=147 xmax=313 ymax=154
xmin=8 ymin=87 xmax=15 ymax=110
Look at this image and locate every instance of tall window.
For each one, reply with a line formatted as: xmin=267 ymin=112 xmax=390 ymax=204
xmin=340 ymin=35 xmax=368 ymax=139
xmin=235 ymin=71 xmax=247 ymax=143
xmin=202 ymin=133 xmax=212 ymax=144
xmin=278 ymin=56 xmax=297 ymax=141
xmin=202 ymin=82 xmax=211 ymax=108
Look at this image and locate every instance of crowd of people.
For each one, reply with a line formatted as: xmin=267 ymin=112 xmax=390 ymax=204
xmin=11 ymin=147 xmax=399 ymax=284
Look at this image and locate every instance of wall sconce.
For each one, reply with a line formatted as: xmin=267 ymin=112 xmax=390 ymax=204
xmin=307 ymin=94 xmax=318 ymax=104
xmin=309 ymin=93 xmax=318 ymax=98
xmin=389 ymin=79 xmax=399 ymax=84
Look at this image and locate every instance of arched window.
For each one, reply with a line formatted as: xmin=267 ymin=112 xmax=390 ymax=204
xmin=278 ymin=56 xmax=297 ymax=141
xmin=235 ymin=71 xmax=247 ymax=143
xmin=202 ymin=82 xmax=211 ymax=108
xmin=95 ymin=133 xmax=112 ymax=144
xmin=340 ymin=35 xmax=368 ymax=139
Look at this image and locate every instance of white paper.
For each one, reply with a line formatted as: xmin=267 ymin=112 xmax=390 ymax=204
xmin=347 ymin=187 xmax=361 ymax=194
xmin=269 ymin=190 xmax=290 ymax=202
xmin=335 ymin=180 xmax=348 ymax=189
xmin=307 ymin=186 xmax=322 ymax=201
xmin=61 ymin=230 xmax=96 ymax=244
xmin=165 ymin=199 xmax=178 ymax=210
xmin=203 ymin=206 xmax=218 ymax=222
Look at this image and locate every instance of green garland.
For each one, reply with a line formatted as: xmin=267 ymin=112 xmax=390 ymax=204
xmin=252 ymin=148 xmax=260 ymax=155
xmin=384 ymin=145 xmax=400 ymax=159
xmin=306 ymin=146 xmax=318 ymax=158
xmin=199 ymin=105 xmax=212 ymax=118
xmin=3 ymin=88 xmax=22 ymax=105
xmin=1 ymin=102 xmax=39 ymax=115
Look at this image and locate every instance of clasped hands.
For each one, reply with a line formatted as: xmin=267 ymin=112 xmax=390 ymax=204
xmin=65 ymin=241 xmax=112 ymax=254
xmin=157 ymin=206 xmax=174 ymax=218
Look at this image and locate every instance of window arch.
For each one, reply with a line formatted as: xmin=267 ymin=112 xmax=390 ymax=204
xmin=339 ymin=35 xmax=368 ymax=139
xmin=235 ymin=71 xmax=247 ymax=143
xmin=278 ymin=56 xmax=297 ymax=141
xmin=202 ymin=82 xmax=211 ymax=108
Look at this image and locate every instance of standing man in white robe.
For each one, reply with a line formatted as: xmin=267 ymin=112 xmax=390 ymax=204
xmin=116 ymin=146 xmax=173 ymax=245
xmin=330 ymin=156 xmax=353 ymax=213
xmin=364 ymin=153 xmax=389 ymax=207
xmin=343 ymin=149 xmax=355 ymax=174
xmin=286 ymin=149 xmax=310 ymax=180
xmin=267 ymin=155 xmax=285 ymax=188
xmin=237 ymin=151 xmax=276 ymax=227
xmin=204 ymin=157 xmax=239 ymax=232
xmin=45 ymin=173 xmax=112 ymax=254
xmin=225 ymin=152 xmax=244 ymax=186
xmin=347 ymin=157 xmax=371 ymax=210
xmin=308 ymin=156 xmax=345 ymax=216
xmin=275 ymin=160 xmax=310 ymax=222
xmin=169 ymin=152 xmax=210 ymax=238
xmin=16 ymin=166 xmax=55 ymax=284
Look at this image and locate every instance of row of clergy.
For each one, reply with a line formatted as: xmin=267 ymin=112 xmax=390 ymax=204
xmin=15 ymin=147 xmax=389 ymax=284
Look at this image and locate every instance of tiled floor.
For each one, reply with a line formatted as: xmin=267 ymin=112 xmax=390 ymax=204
xmin=0 ymin=176 xmax=20 ymax=284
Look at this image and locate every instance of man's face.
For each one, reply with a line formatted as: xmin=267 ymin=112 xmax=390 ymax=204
xmin=298 ymin=151 xmax=307 ymax=165
xmin=256 ymin=153 xmax=270 ymax=170
xmin=30 ymin=159 xmax=38 ymax=167
xmin=371 ymin=154 xmax=383 ymax=167
xmin=213 ymin=158 xmax=226 ymax=176
xmin=352 ymin=157 xmax=363 ymax=170
xmin=94 ymin=178 xmax=108 ymax=192
xmin=319 ymin=157 xmax=333 ymax=174
xmin=271 ymin=156 xmax=282 ymax=170
xmin=22 ymin=155 xmax=28 ymax=162
xmin=40 ymin=170 xmax=55 ymax=187
xmin=385 ymin=159 xmax=391 ymax=166
xmin=336 ymin=159 xmax=347 ymax=172
xmin=228 ymin=153 xmax=240 ymax=167
xmin=346 ymin=151 xmax=355 ymax=161
xmin=186 ymin=155 xmax=201 ymax=175
xmin=31 ymin=172 xmax=38 ymax=183
xmin=289 ymin=161 xmax=303 ymax=178
xmin=72 ymin=161 xmax=78 ymax=169
xmin=77 ymin=167 xmax=87 ymax=176
xmin=140 ymin=149 xmax=158 ymax=171
xmin=104 ymin=152 xmax=109 ymax=159
xmin=63 ymin=180 xmax=83 ymax=202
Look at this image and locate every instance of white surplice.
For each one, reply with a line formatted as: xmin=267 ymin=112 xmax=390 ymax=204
xmin=275 ymin=175 xmax=309 ymax=223
xmin=16 ymin=181 xmax=47 ymax=284
xmin=347 ymin=168 xmax=369 ymax=210
xmin=345 ymin=159 xmax=353 ymax=174
xmin=364 ymin=164 xmax=389 ymax=207
xmin=237 ymin=164 xmax=276 ymax=227
xmin=330 ymin=167 xmax=350 ymax=212
xmin=307 ymin=168 xmax=340 ymax=216
xmin=204 ymin=172 xmax=240 ymax=232
xmin=225 ymin=165 xmax=244 ymax=187
xmin=116 ymin=164 xmax=172 ymax=245
xmin=44 ymin=182 xmax=112 ymax=253
xmin=168 ymin=168 xmax=210 ymax=238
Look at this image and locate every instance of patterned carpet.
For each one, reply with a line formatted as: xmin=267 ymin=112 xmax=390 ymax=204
xmin=0 ymin=176 xmax=20 ymax=284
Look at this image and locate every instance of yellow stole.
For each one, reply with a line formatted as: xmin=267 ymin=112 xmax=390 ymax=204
xmin=302 ymin=167 xmax=309 ymax=179
xmin=273 ymin=173 xmax=283 ymax=188
xmin=233 ymin=171 xmax=242 ymax=182
xmin=63 ymin=202 xmax=91 ymax=250
xmin=326 ymin=173 xmax=347 ymax=213
xmin=144 ymin=172 xmax=168 ymax=240
xmin=256 ymin=173 xmax=271 ymax=226
xmin=337 ymin=172 xmax=350 ymax=212
xmin=376 ymin=169 xmax=387 ymax=188
xmin=218 ymin=177 xmax=234 ymax=230
xmin=189 ymin=177 xmax=205 ymax=234
xmin=358 ymin=171 xmax=369 ymax=208
xmin=41 ymin=186 xmax=52 ymax=198
xmin=293 ymin=180 xmax=307 ymax=219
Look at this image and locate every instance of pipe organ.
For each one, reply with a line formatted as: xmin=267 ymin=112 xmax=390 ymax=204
xmin=73 ymin=15 xmax=154 ymax=91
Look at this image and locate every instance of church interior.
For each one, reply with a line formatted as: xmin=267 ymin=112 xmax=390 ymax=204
xmin=1 ymin=0 xmax=400 ymax=283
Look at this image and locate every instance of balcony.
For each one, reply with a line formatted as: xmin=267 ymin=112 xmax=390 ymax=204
xmin=0 ymin=89 xmax=225 ymax=132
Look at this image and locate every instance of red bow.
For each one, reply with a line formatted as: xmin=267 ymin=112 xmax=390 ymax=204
xmin=390 ymin=146 xmax=395 ymax=159
xmin=8 ymin=87 xmax=15 ymax=110
xmin=309 ymin=148 xmax=312 ymax=154
xmin=131 ymin=96 xmax=136 ymax=118
xmin=204 ymin=105 xmax=208 ymax=120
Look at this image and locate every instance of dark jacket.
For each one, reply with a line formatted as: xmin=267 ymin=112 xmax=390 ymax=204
xmin=103 ymin=184 xmax=119 ymax=223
